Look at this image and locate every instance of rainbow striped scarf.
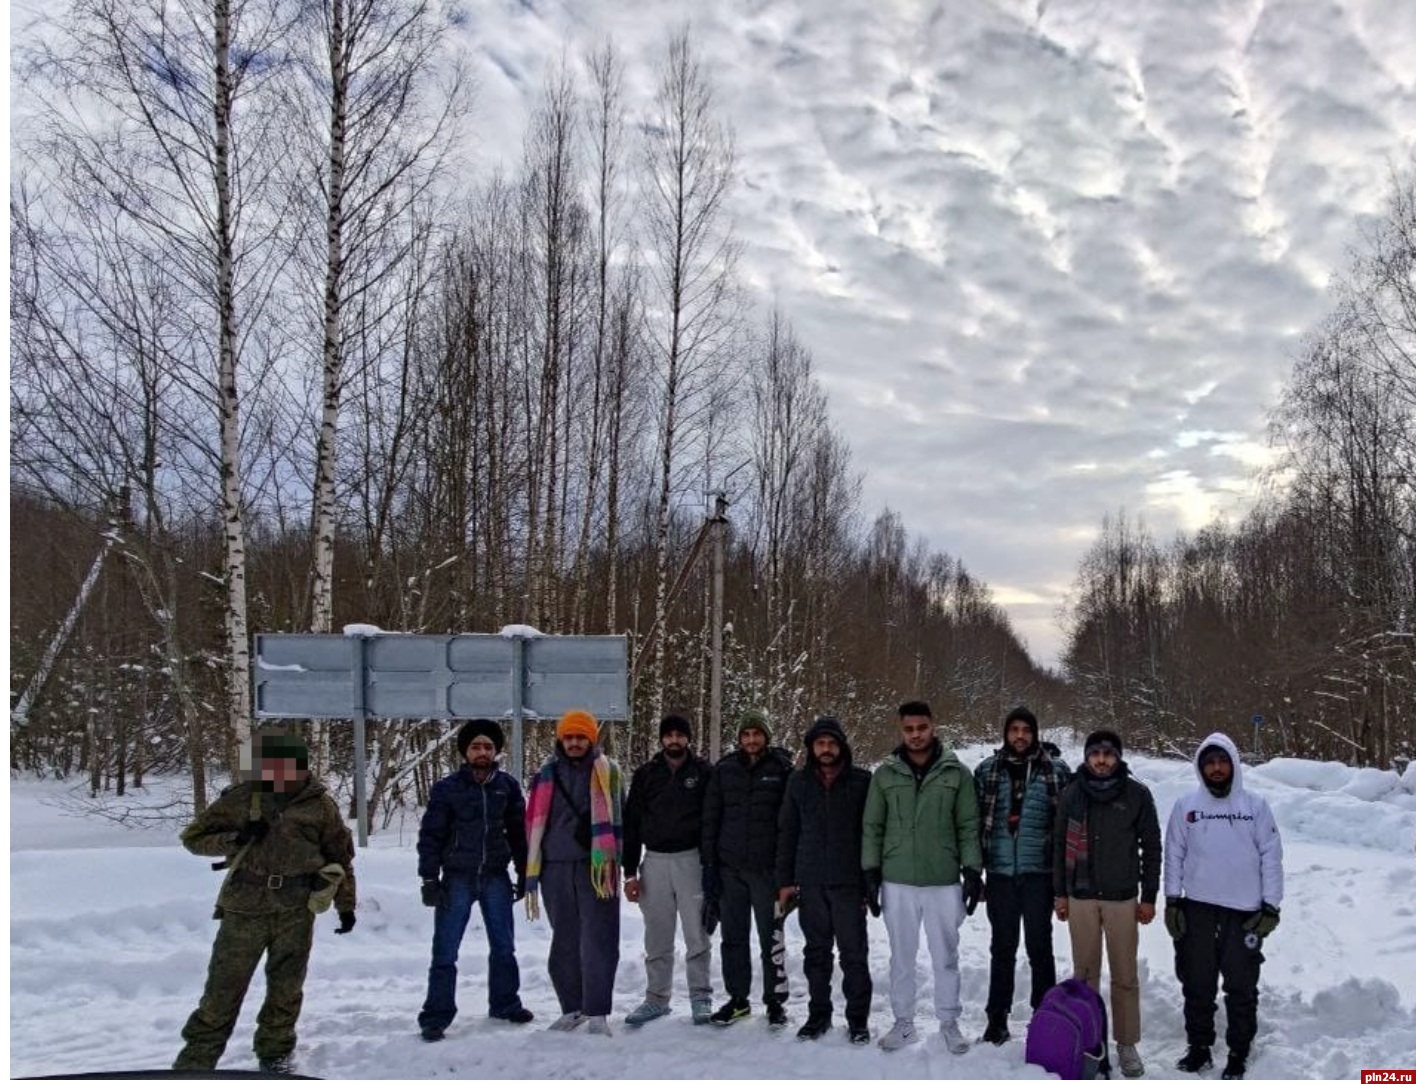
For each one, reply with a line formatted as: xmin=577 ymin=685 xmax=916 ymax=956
xmin=524 ymin=750 xmax=622 ymax=919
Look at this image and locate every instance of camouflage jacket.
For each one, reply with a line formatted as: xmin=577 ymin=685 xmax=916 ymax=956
xmin=181 ymin=778 xmax=357 ymax=916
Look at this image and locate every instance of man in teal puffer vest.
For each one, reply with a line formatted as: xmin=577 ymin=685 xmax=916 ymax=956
xmin=862 ymin=700 xmax=982 ymax=1055
xmin=973 ymin=706 xmax=1068 ymax=1045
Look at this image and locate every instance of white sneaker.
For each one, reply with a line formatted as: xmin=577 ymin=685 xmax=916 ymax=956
xmin=878 ymin=1019 xmax=919 ymax=1051
xmin=940 ymin=1019 xmax=970 ymax=1054
xmin=1118 ymin=1043 xmax=1145 ymax=1078
xmin=549 ymin=1011 xmax=584 ymax=1032
xmin=585 ymin=1015 xmax=613 ymax=1036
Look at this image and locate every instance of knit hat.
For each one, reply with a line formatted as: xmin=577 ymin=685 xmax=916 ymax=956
xmin=804 ymin=715 xmax=848 ymax=749
xmin=259 ymin=733 xmax=309 ymax=766
xmin=1003 ymin=706 xmax=1039 ymax=742
xmin=457 ymin=718 xmax=504 ymax=756
xmin=737 ymin=708 xmax=772 ymax=741
xmin=556 ymin=709 xmax=600 ymax=744
xmin=1083 ymin=729 xmax=1123 ymax=758
xmin=1198 ymin=743 xmax=1232 ymax=768
xmin=659 ymin=714 xmax=693 ymax=740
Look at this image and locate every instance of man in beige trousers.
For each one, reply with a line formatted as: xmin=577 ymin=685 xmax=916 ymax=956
xmin=1053 ymin=730 xmax=1161 ymax=1079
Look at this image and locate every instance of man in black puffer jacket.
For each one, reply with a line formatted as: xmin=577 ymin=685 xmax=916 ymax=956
xmin=416 ymin=719 xmax=532 ymax=1040
xmin=701 ymin=709 xmax=795 ymax=1026
xmin=776 ymin=716 xmax=873 ymax=1044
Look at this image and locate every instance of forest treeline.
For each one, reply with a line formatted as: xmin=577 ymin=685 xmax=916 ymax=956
xmin=9 ymin=3 xmax=1061 ymax=819
xmin=1065 ymin=170 xmax=1416 ymax=771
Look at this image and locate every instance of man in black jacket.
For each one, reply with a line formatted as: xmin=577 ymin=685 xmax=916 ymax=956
xmin=622 ymin=714 xmax=714 ymax=1027
xmin=701 ymin=709 xmax=794 ymax=1026
xmin=777 ymin=716 xmax=873 ymax=1043
xmin=1053 ymin=729 xmax=1161 ymax=1079
xmin=416 ymin=719 xmax=532 ymax=1041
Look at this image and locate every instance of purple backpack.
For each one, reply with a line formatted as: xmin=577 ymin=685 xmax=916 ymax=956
xmin=1025 ymin=978 xmax=1111 ymax=1080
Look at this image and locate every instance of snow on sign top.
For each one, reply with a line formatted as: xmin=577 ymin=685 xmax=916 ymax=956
xmin=342 ymin=623 xmax=386 ymax=637
xmin=499 ymin=624 xmax=545 ymax=638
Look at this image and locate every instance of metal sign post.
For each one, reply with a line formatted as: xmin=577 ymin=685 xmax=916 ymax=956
xmin=253 ymin=629 xmax=628 ymax=847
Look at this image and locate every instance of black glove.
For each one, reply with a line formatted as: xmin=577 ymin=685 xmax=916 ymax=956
xmin=701 ymin=893 xmax=721 ymax=935
xmin=1243 ymin=903 xmax=1280 ymax=939
xmin=863 ymin=868 xmax=883 ymax=918
xmin=962 ymin=868 xmax=983 ymax=916
xmin=1164 ymin=897 xmax=1186 ymax=939
xmin=420 ymin=879 xmax=443 ymax=908
xmin=701 ymin=864 xmax=721 ymax=900
xmin=512 ymin=871 xmax=527 ymax=903
xmin=335 ymin=910 xmax=357 ymax=934
xmin=233 ymin=819 xmax=270 ymax=845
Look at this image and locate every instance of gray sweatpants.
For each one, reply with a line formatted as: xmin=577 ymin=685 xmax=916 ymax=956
xmin=540 ymin=860 xmax=621 ymax=1017
xmin=639 ymin=848 xmax=712 ymax=1005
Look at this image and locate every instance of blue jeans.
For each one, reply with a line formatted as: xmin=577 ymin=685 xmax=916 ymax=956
xmin=418 ymin=870 xmax=522 ymax=1029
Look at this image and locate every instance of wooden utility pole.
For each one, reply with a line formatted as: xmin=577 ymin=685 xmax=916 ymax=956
xmin=709 ymin=492 xmax=729 ymax=762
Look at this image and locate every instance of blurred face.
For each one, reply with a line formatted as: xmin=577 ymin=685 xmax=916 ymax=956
xmin=1086 ymin=745 xmax=1119 ymax=777
xmin=262 ymin=756 xmax=307 ymax=792
xmin=464 ymin=736 xmax=498 ymax=771
xmin=661 ymin=730 xmax=689 ymax=759
xmin=812 ymin=735 xmax=840 ymax=766
xmin=738 ymin=727 xmax=766 ymax=757
xmin=560 ymin=733 xmax=592 ymax=760
xmin=900 ymin=714 xmax=934 ymax=753
xmin=1006 ymin=720 xmax=1034 ymax=755
xmin=1201 ymin=749 xmax=1233 ymax=786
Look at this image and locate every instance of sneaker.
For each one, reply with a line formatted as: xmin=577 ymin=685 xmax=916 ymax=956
xmin=766 ymin=1000 xmax=789 ymax=1028
xmin=691 ymin=998 xmax=714 ymax=1026
xmin=625 ymin=1000 xmax=672 ymax=1027
xmin=879 ymin=1019 xmax=919 ymax=1051
xmin=419 ymin=1026 xmax=445 ymax=1043
xmin=257 ymin=1054 xmax=295 ymax=1075
xmin=849 ymin=1024 xmax=870 ymax=1045
xmin=584 ymin=1015 xmax=613 ymax=1036
xmin=1176 ymin=1045 xmax=1213 ymax=1073
xmin=797 ymin=1013 xmax=832 ymax=1040
xmin=710 ymin=998 xmax=752 ymax=1026
xmin=1222 ymin=1052 xmax=1248 ymax=1080
xmin=940 ymin=1019 xmax=970 ymax=1054
xmin=492 ymin=1006 xmax=534 ymax=1024
xmin=549 ymin=1011 xmax=585 ymax=1032
xmin=981 ymin=1016 xmax=1010 ymax=1045
xmin=1117 ymin=1043 xmax=1145 ymax=1078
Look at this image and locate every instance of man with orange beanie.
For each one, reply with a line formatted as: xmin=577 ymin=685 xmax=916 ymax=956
xmin=523 ymin=709 xmax=624 ymax=1035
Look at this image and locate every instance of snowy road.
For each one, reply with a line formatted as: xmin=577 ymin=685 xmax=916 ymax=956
xmin=10 ymin=745 xmax=1416 ymax=1079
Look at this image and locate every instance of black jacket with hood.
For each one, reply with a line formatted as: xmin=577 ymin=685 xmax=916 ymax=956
xmin=776 ymin=717 xmax=872 ymax=890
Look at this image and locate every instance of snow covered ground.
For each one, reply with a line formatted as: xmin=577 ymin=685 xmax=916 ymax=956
xmin=10 ymin=742 xmax=1416 ymax=1080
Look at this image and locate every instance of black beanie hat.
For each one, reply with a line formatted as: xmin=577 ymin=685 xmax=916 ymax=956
xmin=457 ymin=718 xmax=504 ymax=756
xmin=1083 ymin=729 xmax=1123 ymax=758
xmin=660 ymin=713 xmax=693 ymax=740
xmin=1004 ymin=705 xmax=1039 ymax=739
xmin=1198 ymin=743 xmax=1231 ymax=767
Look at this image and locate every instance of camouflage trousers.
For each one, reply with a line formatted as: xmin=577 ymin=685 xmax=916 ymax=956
xmin=173 ymin=907 xmax=315 ymax=1070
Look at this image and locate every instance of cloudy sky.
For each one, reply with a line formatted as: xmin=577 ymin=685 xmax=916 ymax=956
xmin=455 ymin=0 xmax=1416 ymax=667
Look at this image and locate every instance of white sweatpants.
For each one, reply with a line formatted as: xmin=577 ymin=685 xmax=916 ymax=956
xmin=882 ymin=880 xmax=965 ymax=1024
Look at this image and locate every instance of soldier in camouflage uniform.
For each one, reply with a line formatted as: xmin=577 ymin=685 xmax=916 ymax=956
xmin=173 ymin=734 xmax=357 ymax=1075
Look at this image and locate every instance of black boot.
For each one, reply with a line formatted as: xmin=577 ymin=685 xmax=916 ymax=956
xmin=766 ymin=1000 xmax=788 ymax=1028
xmin=1222 ymin=1051 xmax=1247 ymax=1080
xmin=257 ymin=1054 xmax=296 ymax=1075
xmin=797 ymin=1013 xmax=832 ymax=1040
xmin=1176 ymin=1046 xmax=1212 ymax=1073
xmin=981 ymin=1015 xmax=1010 ymax=1045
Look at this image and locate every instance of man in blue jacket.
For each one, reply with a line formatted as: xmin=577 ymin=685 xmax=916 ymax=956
xmin=416 ymin=719 xmax=533 ymax=1041
xmin=1165 ymin=732 xmax=1284 ymax=1081
xmin=974 ymin=706 xmax=1067 ymax=1045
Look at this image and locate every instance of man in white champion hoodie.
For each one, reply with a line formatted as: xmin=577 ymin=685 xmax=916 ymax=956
xmin=1163 ymin=733 xmax=1284 ymax=1082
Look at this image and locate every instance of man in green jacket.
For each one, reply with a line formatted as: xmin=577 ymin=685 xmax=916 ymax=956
xmin=173 ymin=733 xmax=357 ymax=1075
xmin=862 ymin=701 xmax=982 ymax=1055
